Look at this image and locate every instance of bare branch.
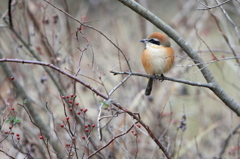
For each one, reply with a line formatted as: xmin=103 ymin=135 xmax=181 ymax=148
xmin=0 ymin=149 xmax=15 ymax=159
xmin=42 ymin=0 xmax=132 ymax=71
xmin=8 ymin=0 xmax=13 ymax=28
xmin=87 ymin=124 xmax=134 ymax=159
xmin=117 ymin=0 xmax=240 ymax=116
xmin=111 ymin=71 xmax=213 ymax=89
xmin=218 ymin=122 xmax=240 ymax=156
xmin=207 ymin=8 xmax=239 ymax=63
xmin=108 ymin=74 xmax=131 ymax=96
xmin=214 ymin=0 xmax=240 ymax=43
xmin=0 ymin=57 xmax=171 ymax=159
xmin=0 ymin=52 xmax=65 ymax=158
xmin=197 ymin=0 xmax=232 ymax=10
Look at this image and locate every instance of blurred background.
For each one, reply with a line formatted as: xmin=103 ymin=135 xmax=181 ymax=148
xmin=0 ymin=0 xmax=240 ymax=158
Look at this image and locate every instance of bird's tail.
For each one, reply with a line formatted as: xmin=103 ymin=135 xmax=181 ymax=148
xmin=145 ymin=78 xmax=153 ymax=96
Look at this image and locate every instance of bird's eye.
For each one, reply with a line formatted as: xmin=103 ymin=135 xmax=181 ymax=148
xmin=149 ymin=39 xmax=160 ymax=45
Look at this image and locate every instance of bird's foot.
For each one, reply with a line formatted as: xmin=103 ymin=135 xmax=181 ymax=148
xmin=156 ymin=74 xmax=165 ymax=82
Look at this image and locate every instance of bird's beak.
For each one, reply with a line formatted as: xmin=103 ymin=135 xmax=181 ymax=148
xmin=140 ymin=39 xmax=148 ymax=43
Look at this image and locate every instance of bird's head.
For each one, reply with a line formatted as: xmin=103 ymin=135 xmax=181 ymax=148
xmin=140 ymin=32 xmax=171 ymax=48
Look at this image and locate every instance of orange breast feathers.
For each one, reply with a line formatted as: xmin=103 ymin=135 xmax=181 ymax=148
xmin=141 ymin=45 xmax=174 ymax=75
xmin=140 ymin=32 xmax=174 ymax=96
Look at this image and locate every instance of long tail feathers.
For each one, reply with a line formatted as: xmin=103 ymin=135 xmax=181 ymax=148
xmin=145 ymin=78 xmax=153 ymax=96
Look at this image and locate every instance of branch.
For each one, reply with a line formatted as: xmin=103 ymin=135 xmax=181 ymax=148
xmin=111 ymin=71 xmax=213 ymax=89
xmin=87 ymin=124 xmax=134 ymax=159
xmin=218 ymin=123 xmax=240 ymax=156
xmin=0 ymin=149 xmax=14 ymax=159
xmin=0 ymin=58 xmax=108 ymax=99
xmin=0 ymin=54 xmax=65 ymax=158
xmin=117 ymin=0 xmax=240 ymax=116
xmin=42 ymin=0 xmax=132 ymax=71
xmin=0 ymin=57 xmax=172 ymax=159
xmin=17 ymin=103 xmax=52 ymax=159
xmin=197 ymin=0 xmax=232 ymax=10
xmin=214 ymin=0 xmax=240 ymax=44
xmin=8 ymin=0 xmax=13 ymax=28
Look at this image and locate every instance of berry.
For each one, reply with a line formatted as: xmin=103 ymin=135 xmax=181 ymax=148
xmin=16 ymin=134 xmax=20 ymax=137
xmin=39 ymin=136 xmax=43 ymax=139
xmin=75 ymin=103 xmax=79 ymax=106
xmin=60 ymin=124 xmax=64 ymax=128
xmin=83 ymin=109 xmax=88 ymax=113
xmin=11 ymin=132 xmax=14 ymax=135
xmin=211 ymin=55 xmax=217 ymax=60
xmin=4 ymin=131 xmax=8 ymax=134
xmin=77 ymin=112 xmax=81 ymax=115
xmin=92 ymin=124 xmax=95 ymax=128
xmin=36 ymin=46 xmax=41 ymax=51
xmin=81 ymin=16 xmax=86 ymax=21
xmin=72 ymin=137 xmax=76 ymax=140
xmin=10 ymin=77 xmax=14 ymax=80
xmin=82 ymin=136 xmax=85 ymax=140
xmin=69 ymin=101 xmax=73 ymax=104
xmin=66 ymin=117 xmax=69 ymax=120
xmin=9 ymin=126 xmax=12 ymax=129
xmin=70 ymin=94 xmax=75 ymax=97
xmin=69 ymin=108 xmax=73 ymax=111
xmin=11 ymin=108 xmax=14 ymax=110
xmin=80 ymin=108 xmax=83 ymax=111
xmin=17 ymin=137 xmax=20 ymax=140
xmin=84 ymin=125 xmax=88 ymax=128
xmin=84 ymin=129 xmax=89 ymax=132
xmin=136 ymin=124 xmax=141 ymax=128
xmin=62 ymin=96 xmax=65 ymax=99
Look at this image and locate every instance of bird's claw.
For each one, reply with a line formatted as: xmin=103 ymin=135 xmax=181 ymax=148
xmin=154 ymin=74 xmax=165 ymax=82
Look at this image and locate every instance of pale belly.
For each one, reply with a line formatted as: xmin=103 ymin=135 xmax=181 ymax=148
xmin=141 ymin=46 xmax=174 ymax=75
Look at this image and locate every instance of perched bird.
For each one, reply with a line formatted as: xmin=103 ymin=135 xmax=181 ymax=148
xmin=141 ymin=32 xmax=174 ymax=96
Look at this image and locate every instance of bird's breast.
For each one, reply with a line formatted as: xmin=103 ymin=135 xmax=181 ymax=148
xmin=141 ymin=46 xmax=174 ymax=75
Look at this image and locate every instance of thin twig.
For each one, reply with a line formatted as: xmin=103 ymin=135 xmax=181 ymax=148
xmin=111 ymin=71 xmax=213 ymax=89
xmin=0 ymin=150 xmax=15 ymax=159
xmin=176 ymin=56 xmax=240 ymax=68
xmin=8 ymin=0 xmax=13 ymax=28
xmin=196 ymin=49 xmax=239 ymax=55
xmin=97 ymin=104 xmax=103 ymax=141
xmin=218 ymin=123 xmax=240 ymax=156
xmin=108 ymin=74 xmax=131 ymax=96
xmin=194 ymin=12 xmax=218 ymax=60
xmin=87 ymin=124 xmax=134 ymax=159
xmin=17 ymin=103 xmax=52 ymax=159
xmin=42 ymin=0 xmax=131 ymax=71
xmin=197 ymin=0 xmax=232 ymax=10
xmin=207 ymin=5 xmax=239 ymax=63
xmin=215 ymin=0 xmax=240 ymax=44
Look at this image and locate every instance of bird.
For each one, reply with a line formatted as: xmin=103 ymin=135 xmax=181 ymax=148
xmin=141 ymin=32 xmax=174 ymax=96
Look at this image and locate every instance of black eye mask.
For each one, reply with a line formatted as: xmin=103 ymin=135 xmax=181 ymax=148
xmin=148 ymin=39 xmax=160 ymax=45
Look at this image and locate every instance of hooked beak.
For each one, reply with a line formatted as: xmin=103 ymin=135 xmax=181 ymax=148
xmin=140 ymin=39 xmax=148 ymax=43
